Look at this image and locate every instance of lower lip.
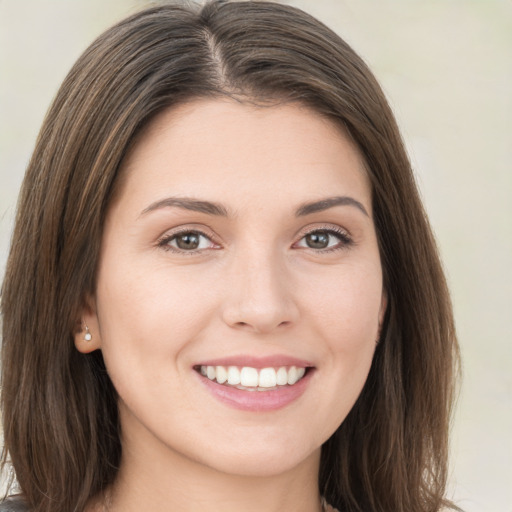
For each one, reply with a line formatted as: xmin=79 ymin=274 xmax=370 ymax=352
xmin=196 ymin=370 xmax=313 ymax=412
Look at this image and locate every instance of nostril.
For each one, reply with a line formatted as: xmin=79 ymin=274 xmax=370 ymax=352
xmin=232 ymin=319 xmax=292 ymax=334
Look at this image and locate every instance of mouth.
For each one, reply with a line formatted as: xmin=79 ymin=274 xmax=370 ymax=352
xmin=193 ymin=359 xmax=314 ymax=411
xmin=194 ymin=364 xmax=309 ymax=391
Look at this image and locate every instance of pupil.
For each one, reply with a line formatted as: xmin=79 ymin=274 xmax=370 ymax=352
xmin=306 ymin=231 xmax=329 ymax=249
xmin=176 ymin=233 xmax=199 ymax=250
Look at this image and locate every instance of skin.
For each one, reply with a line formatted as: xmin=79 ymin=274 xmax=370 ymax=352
xmin=76 ymin=99 xmax=386 ymax=512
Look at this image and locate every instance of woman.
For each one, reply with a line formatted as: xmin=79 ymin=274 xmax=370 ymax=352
xmin=0 ymin=1 xmax=460 ymax=511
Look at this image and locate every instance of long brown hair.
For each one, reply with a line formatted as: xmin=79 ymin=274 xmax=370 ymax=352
xmin=1 ymin=2 xmax=460 ymax=511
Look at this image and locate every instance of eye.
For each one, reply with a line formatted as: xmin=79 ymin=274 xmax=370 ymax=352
xmin=158 ymin=230 xmax=218 ymax=253
xmin=295 ymin=228 xmax=352 ymax=251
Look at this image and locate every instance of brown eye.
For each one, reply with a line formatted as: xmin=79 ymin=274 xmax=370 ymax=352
xmin=159 ymin=230 xmax=216 ymax=252
xmin=305 ymin=231 xmax=330 ymax=249
xmin=295 ymin=228 xmax=352 ymax=252
xmin=175 ymin=232 xmax=201 ymax=250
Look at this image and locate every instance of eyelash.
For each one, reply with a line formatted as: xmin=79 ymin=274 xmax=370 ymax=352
xmin=157 ymin=228 xmax=219 ymax=255
xmin=157 ymin=226 xmax=353 ymax=255
xmin=294 ymin=227 xmax=353 ymax=253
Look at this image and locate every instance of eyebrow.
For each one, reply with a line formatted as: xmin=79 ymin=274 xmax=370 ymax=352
xmin=140 ymin=197 xmax=229 ymax=217
xmin=295 ymin=196 xmax=369 ymax=217
xmin=140 ymin=195 xmax=369 ymax=218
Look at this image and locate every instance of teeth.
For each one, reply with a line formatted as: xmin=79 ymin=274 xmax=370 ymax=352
xmin=199 ymin=364 xmax=308 ymax=389
xmin=289 ymin=366 xmax=305 ymax=385
xmin=240 ymin=367 xmax=259 ymax=387
xmin=276 ymin=367 xmax=288 ymax=386
xmin=258 ymin=368 xmax=277 ymax=388
xmin=207 ymin=366 xmax=216 ymax=380
xmin=227 ymin=366 xmax=241 ymax=385
xmin=287 ymin=366 xmax=298 ymax=385
xmin=216 ymin=366 xmax=227 ymax=384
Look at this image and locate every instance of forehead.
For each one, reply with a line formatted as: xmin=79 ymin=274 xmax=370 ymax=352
xmin=116 ymin=98 xmax=371 ymax=215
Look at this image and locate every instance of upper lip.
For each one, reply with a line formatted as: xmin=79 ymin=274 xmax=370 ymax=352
xmin=194 ymin=355 xmax=313 ymax=369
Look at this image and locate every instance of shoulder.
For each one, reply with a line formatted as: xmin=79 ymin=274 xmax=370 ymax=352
xmin=322 ymin=500 xmax=340 ymax=512
xmin=0 ymin=497 xmax=30 ymax=512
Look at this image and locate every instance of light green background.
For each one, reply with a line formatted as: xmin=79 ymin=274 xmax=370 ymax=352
xmin=1 ymin=1 xmax=511 ymax=511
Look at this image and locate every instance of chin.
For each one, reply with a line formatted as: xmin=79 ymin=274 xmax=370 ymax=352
xmin=188 ymin=432 xmax=322 ymax=478
xmin=203 ymin=449 xmax=319 ymax=478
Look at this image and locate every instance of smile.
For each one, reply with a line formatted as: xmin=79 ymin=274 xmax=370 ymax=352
xmin=194 ymin=358 xmax=314 ymax=411
xmin=198 ymin=365 xmax=307 ymax=390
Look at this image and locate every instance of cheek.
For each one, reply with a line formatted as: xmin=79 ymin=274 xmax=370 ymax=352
xmin=290 ymin=264 xmax=383 ymax=439
xmin=93 ymin=254 xmax=219 ymax=387
xmin=301 ymin=263 xmax=383 ymax=351
xmin=93 ymin=259 xmax=219 ymax=422
xmin=97 ymin=255 xmax=212 ymax=334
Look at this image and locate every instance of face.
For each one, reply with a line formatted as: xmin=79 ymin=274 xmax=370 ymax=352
xmin=77 ymin=99 xmax=386 ymax=478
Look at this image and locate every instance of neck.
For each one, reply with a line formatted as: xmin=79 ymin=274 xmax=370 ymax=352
xmin=108 ymin=452 xmax=322 ymax=512
xmin=103 ymin=432 xmax=322 ymax=512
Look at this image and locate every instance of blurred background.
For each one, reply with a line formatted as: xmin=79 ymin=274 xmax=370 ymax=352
xmin=1 ymin=1 xmax=510 ymax=510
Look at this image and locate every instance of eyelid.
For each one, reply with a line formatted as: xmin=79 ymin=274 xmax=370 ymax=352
xmin=156 ymin=225 xmax=221 ymax=253
xmin=155 ymin=223 xmax=353 ymax=255
xmin=295 ymin=223 xmax=351 ymax=239
xmin=293 ymin=224 xmax=353 ymax=251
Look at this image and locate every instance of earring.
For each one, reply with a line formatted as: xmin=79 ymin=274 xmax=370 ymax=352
xmin=84 ymin=324 xmax=92 ymax=342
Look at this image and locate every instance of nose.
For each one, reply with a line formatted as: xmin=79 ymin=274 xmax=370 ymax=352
xmin=221 ymin=248 xmax=299 ymax=334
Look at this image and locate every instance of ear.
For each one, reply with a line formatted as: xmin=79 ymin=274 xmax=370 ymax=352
xmin=74 ymin=297 xmax=102 ymax=354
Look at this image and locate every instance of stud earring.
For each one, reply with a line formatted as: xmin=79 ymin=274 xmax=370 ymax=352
xmin=84 ymin=324 xmax=92 ymax=342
